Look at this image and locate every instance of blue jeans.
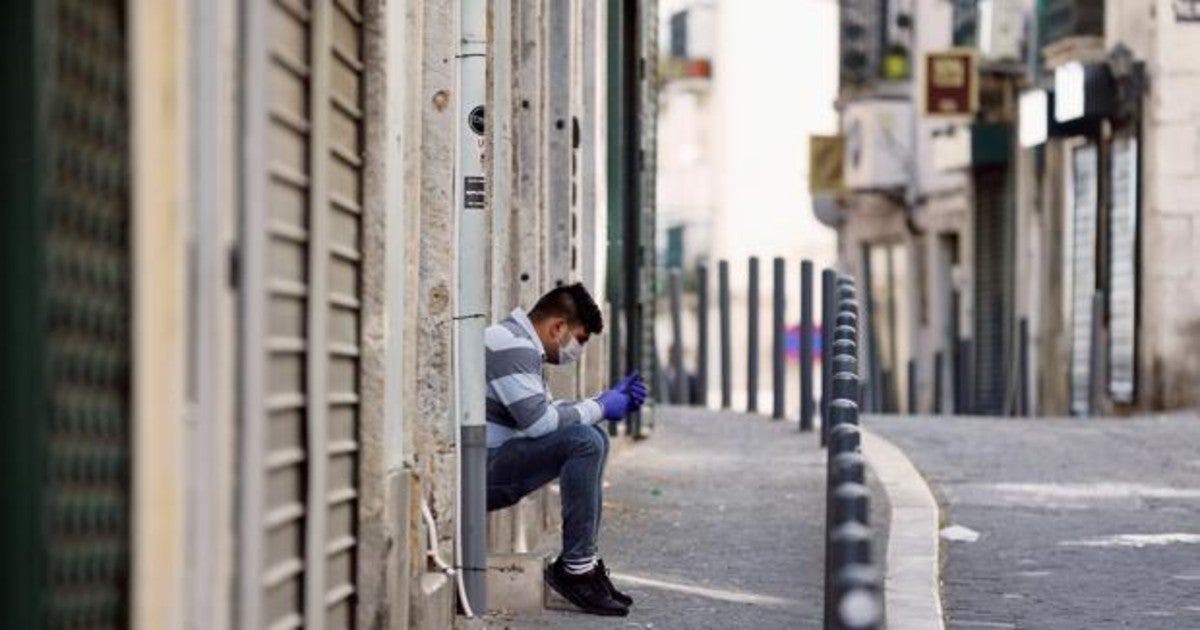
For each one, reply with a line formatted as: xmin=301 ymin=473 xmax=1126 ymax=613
xmin=486 ymin=423 xmax=610 ymax=563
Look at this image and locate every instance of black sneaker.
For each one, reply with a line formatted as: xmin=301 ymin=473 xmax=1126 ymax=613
xmin=544 ymin=558 xmax=629 ymax=617
xmin=595 ymin=559 xmax=634 ymax=607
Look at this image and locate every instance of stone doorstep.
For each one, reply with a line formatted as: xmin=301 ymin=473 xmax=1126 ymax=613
xmin=486 ymin=551 xmax=555 ymax=613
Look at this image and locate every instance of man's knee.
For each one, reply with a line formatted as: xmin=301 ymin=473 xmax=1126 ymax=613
xmin=561 ymin=423 xmax=606 ymax=457
xmin=591 ymin=424 xmax=611 ymax=455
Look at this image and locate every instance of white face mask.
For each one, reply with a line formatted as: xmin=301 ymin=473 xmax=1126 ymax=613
xmin=557 ymin=335 xmax=584 ymax=365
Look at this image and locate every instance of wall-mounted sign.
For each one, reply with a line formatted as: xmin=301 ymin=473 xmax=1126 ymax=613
xmin=1054 ymin=61 xmax=1117 ymax=123
xmin=1018 ymin=89 xmax=1049 ymax=147
xmin=842 ymin=99 xmax=913 ymax=190
xmin=809 ymin=135 xmax=844 ymax=194
xmin=978 ymin=0 xmax=1023 ymax=61
xmin=923 ymin=50 xmax=979 ymax=117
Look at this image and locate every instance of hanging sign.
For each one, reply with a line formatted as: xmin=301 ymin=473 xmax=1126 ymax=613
xmin=923 ymin=50 xmax=978 ymax=117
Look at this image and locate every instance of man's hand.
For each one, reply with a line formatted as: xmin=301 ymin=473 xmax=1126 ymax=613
xmin=595 ymin=387 xmax=633 ymax=421
xmin=616 ymin=370 xmax=649 ymax=411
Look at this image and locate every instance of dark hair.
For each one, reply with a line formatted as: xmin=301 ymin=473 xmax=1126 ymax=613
xmin=529 ymin=283 xmax=604 ymax=335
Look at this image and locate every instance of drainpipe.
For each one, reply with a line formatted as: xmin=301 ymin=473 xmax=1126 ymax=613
xmin=455 ymin=0 xmax=488 ymax=613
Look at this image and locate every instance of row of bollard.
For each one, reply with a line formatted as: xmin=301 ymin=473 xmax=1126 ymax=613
xmin=666 ymin=263 xmax=883 ymax=627
xmin=823 ymin=274 xmax=883 ymax=630
xmin=668 ymin=257 xmax=1040 ymax=417
xmin=665 ymin=257 xmax=818 ymax=433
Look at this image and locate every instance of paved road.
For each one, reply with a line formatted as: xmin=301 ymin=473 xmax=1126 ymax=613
xmin=867 ymin=412 xmax=1200 ymax=630
xmin=488 ymin=406 xmax=827 ymax=629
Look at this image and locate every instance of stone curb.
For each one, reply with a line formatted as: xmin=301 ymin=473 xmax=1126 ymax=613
xmin=861 ymin=429 xmax=945 ymax=630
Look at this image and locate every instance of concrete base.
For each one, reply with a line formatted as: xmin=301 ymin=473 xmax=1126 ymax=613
xmin=410 ymin=572 xmax=455 ymax=630
xmin=486 ymin=552 xmax=553 ymax=613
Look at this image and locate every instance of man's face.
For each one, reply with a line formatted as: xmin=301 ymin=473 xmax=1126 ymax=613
xmin=548 ymin=317 xmax=590 ymax=365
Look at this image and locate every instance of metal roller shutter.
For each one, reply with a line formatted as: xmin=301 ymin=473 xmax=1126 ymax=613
xmin=43 ymin=1 xmax=132 ymax=626
xmin=973 ymin=167 xmax=1010 ymax=415
xmin=1068 ymin=144 xmax=1098 ymax=416
xmin=243 ymin=1 xmax=364 ymax=627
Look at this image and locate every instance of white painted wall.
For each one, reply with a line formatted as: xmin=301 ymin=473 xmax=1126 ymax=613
xmin=710 ymin=0 xmax=839 ymax=287
xmin=656 ymin=0 xmax=840 ymax=408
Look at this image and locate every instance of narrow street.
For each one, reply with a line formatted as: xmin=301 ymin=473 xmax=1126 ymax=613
xmin=867 ymin=413 xmax=1200 ymax=629
xmin=489 ymin=407 xmax=828 ymax=629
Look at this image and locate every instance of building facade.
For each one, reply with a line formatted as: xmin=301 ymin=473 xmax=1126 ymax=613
xmin=825 ymin=0 xmax=1200 ymax=417
xmin=0 ymin=0 xmax=661 ymax=628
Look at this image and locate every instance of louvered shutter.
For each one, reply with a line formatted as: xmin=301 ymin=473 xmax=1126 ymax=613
xmin=242 ymin=1 xmax=364 ymax=627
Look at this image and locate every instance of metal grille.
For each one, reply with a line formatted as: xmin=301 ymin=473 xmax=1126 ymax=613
xmin=43 ymin=0 xmax=132 ymax=626
xmin=246 ymin=1 xmax=363 ymax=627
xmin=973 ymin=168 xmax=1010 ymax=415
xmin=1068 ymin=144 xmax=1098 ymax=415
xmin=1108 ymin=138 xmax=1137 ymax=402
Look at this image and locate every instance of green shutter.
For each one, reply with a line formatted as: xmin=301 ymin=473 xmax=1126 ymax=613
xmin=0 ymin=0 xmax=133 ymax=626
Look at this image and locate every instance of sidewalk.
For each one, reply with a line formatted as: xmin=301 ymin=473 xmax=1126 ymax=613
xmin=486 ymin=406 xmax=827 ymax=629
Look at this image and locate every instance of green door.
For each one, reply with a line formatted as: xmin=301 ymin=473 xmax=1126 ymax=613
xmin=1 ymin=0 xmax=132 ymax=627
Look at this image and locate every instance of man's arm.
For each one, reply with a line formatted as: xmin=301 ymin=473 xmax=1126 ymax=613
xmin=487 ymin=344 xmax=602 ymax=439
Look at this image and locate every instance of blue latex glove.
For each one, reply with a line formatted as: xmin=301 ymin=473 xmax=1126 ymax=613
xmin=617 ymin=370 xmax=649 ymax=411
xmin=628 ymin=383 xmax=648 ymax=409
xmin=615 ymin=370 xmax=641 ymax=391
xmin=595 ymin=388 xmax=632 ymax=421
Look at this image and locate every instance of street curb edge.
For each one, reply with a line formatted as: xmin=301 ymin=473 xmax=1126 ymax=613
xmin=861 ymin=429 xmax=945 ymax=630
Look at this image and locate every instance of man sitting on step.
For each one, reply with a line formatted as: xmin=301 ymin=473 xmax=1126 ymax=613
xmin=485 ymin=283 xmax=648 ymax=617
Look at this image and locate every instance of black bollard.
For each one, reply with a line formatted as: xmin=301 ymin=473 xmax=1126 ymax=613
xmin=834 ymin=325 xmax=856 ymax=342
xmin=836 ymin=311 xmax=858 ymax=329
xmin=834 ymin=565 xmax=883 ymax=630
xmin=831 ymin=451 xmax=866 ymax=486
xmin=772 ymin=257 xmax=786 ymax=419
xmin=800 ymin=260 xmax=815 ymax=432
xmin=747 ymin=257 xmax=760 ymax=413
xmin=820 ymin=269 xmax=836 ymax=446
xmin=832 ymin=355 xmax=859 ymax=381
xmin=838 ymin=298 xmax=859 ymax=317
xmin=907 ymin=358 xmax=917 ymax=414
xmin=828 ymin=398 xmax=859 ymax=432
xmin=832 ymin=372 xmax=858 ymax=405
xmin=833 ymin=482 xmax=870 ymax=526
xmin=1018 ymin=317 xmax=1029 ymax=417
xmin=719 ymin=261 xmax=732 ymax=409
xmin=829 ymin=421 xmax=861 ymax=455
xmin=831 ymin=521 xmax=872 ymax=568
xmin=669 ymin=268 xmax=685 ymax=404
xmin=933 ymin=350 xmax=943 ymax=415
xmin=697 ymin=262 xmax=709 ymax=407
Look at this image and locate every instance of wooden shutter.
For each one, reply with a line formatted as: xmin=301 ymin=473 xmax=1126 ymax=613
xmin=242 ymin=1 xmax=364 ymax=627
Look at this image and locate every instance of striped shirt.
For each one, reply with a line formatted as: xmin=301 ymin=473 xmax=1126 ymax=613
xmin=485 ymin=308 xmax=603 ymax=448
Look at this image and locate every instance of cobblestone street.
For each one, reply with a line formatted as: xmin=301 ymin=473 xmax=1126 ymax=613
xmin=867 ymin=412 xmax=1200 ymax=629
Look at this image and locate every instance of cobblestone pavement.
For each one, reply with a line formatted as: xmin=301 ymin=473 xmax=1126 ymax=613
xmin=867 ymin=412 xmax=1200 ymax=630
xmin=487 ymin=406 xmax=827 ymax=629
